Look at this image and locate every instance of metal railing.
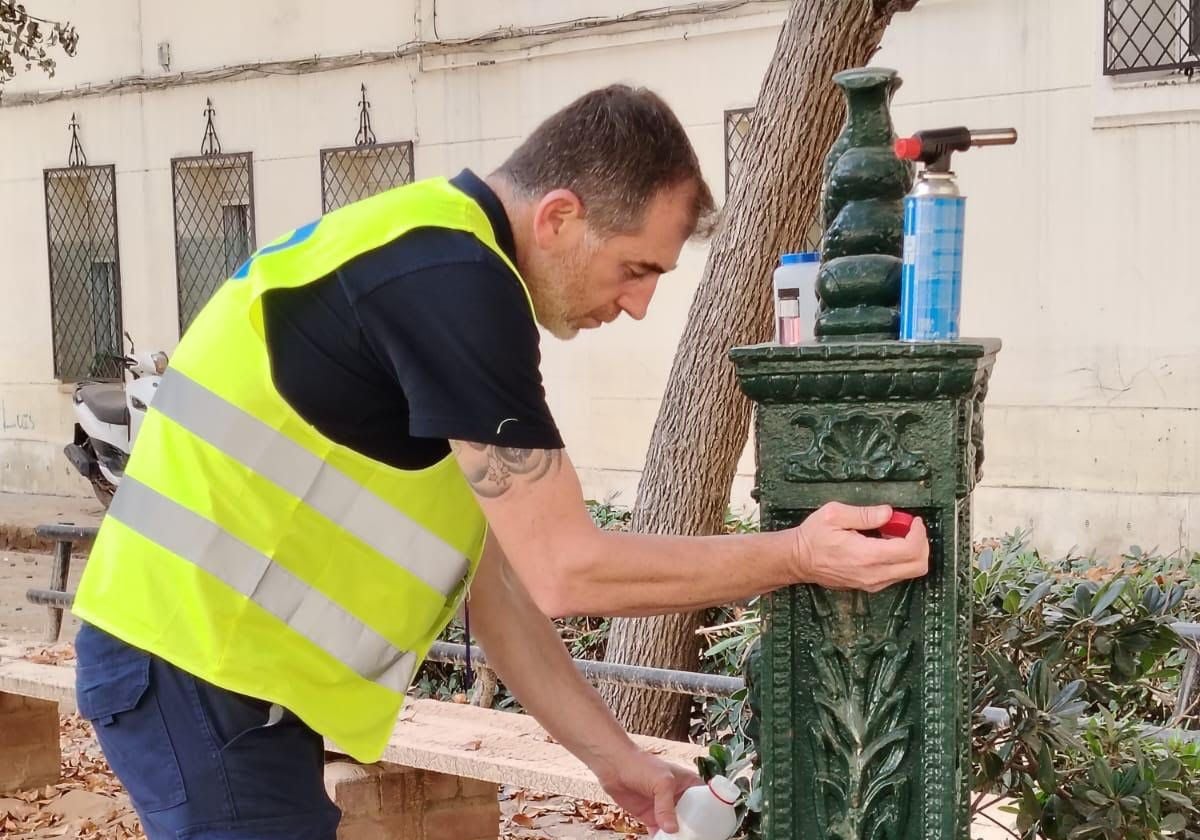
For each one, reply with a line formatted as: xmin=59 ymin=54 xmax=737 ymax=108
xmin=1105 ymin=0 xmax=1200 ymax=75
xmin=21 ymin=522 xmax=1200 ymax=741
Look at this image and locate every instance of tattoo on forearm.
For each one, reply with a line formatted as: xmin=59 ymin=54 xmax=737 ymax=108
xmin=451 ymin=442 xmax=563 ymax=498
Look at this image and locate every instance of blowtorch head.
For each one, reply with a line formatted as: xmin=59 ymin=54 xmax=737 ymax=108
xmin=894 ymin=126 xmax=1018 ymax=172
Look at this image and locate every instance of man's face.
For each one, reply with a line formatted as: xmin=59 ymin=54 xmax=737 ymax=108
xmin=525 ymin=182 xmax=697 ymax=340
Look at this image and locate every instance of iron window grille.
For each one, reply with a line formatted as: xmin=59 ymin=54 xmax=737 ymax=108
xmin=724 ymin=107 xmax=754 ymax=198
xmin=723 ymin=107 xmax=822 ymax=252
xmin=319 ymin=142 xmax=415 ymax=213
xmin=43 ymin=156 xmax=123 ymax=382
xmin=170 ymin=153 xmax=256 ymax=333
xmin=1105 ymin=0 xmax=1200 ymax=75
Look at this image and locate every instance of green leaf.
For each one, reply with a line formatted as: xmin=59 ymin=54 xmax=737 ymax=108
xmin=1157 ymin=758 xmax=1183 ymax=781
xmin=1093 ymin=758 xmax=1116 ymax=796
xmin=695 ymin=755 xmax=720 ymax=780
xmin=1165 ymin=585 xmax=1185 ymax=612
xmin=1143 ymin=587 xmax=1166 ymax=614
xmin=1083 ymin=789 xmax=1110 ymax=807
xmin=746 ymin=784 xmax=763 ymax=812
xmin=709 ymin=743 xmax=731 ymax=766
xmin=704 ymin=635 xmax=746 ymax=659
xmin=980 ymin=751 xmax=1006 ymax=785
xmin=1022 ymin=578 xmax=1055 ymax=613
xmin=1003 ymin=589 xmax=1022 ymax=614
xmin=1074 ymin=583 xmax=1097 ymax=615
xmin=1108 ymin=644 xmax=1132 ymax=678
xmin=1090 ymin=579 xmax=1127 ymax=619
xmin=1051 ymin=678 xmax=1086 ymax=710
xmin=1038 ymin=741 xmax=1058 ymax=793
xmin=1159 ymin=790 xmax=1196 ymax=810
xmin=1160 ymin=812 xmax=1187 ymax=834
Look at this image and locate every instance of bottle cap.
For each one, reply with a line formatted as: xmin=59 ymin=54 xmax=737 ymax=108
xmin=894 ymin=137 xmax=922 ymax=160
xmin=707 ymin=775 xmax=740 ymax=806
xmin=780 ymin=252 xmax=819 ymax=265
xmin=879 ymin=511 xmax=914 ymax=539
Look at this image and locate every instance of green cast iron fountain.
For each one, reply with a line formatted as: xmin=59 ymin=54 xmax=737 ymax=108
xmin=730 ymin=66 xmax=1000 ymax=840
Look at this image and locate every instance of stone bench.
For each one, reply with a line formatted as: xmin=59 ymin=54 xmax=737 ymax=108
xmin=0 ymin=656 xmax=705 ymax=840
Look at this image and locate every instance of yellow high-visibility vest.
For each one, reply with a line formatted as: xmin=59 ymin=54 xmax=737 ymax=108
xmin=73 ymin=177 xmax=529 ymax=761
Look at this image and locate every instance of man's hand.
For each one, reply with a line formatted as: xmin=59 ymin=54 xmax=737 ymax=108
xmin=792 ymin=503 xmax=930 ymax=592
xmin=593 ymin=751 xmax=703 ymax=835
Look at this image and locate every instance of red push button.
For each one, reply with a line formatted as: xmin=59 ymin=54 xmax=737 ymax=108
xmin=879 ymin=511 xmax=914 ymax=539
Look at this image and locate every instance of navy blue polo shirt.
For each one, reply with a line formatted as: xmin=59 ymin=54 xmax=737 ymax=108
xmin=262 ymin=169 xmax=563 ymax=470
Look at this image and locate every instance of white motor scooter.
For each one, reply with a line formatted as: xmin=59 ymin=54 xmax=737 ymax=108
xmin=64 ymin=334 xmax=168 ymax=507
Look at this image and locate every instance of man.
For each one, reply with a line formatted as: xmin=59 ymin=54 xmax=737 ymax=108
xmin=71 ymin=85 xmax=929 ymax=839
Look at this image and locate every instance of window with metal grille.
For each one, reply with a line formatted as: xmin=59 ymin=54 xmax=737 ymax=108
xmin=724 ymin=108 xmax=754 ymax=198
xmin=1105 ymin=0 xmax=1200 ymax=75
xmin=320 ymin=142 xmax=415 ymax=213
xmin=723 ymin=107 xmax=822 ymax=252
xmin=171 ymin=153 xmax=255 ymax=332
xmin=43 ymin=165 xmax=123 ymax=381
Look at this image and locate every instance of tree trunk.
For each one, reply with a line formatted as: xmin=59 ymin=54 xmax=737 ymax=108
xmin=601 ymin=0 xmax=921 ymax=738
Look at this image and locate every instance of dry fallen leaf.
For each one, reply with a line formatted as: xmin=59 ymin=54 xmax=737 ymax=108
xmin=460 ymin=738 xmax=482 ymax=751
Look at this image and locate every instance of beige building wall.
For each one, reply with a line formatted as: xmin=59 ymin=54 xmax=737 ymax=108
xmin=1 ymin=0 xmax=1197 ymax=556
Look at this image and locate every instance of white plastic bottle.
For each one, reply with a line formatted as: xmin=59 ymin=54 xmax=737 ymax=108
xmin=772 ymin=251 xmax=820 ymax=345
xmin=652 ymin=775 xmax=741 ymax=840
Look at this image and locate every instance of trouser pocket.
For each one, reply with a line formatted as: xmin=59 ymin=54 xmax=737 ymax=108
xmin=75 ymin=626 xmax=187 ymax=813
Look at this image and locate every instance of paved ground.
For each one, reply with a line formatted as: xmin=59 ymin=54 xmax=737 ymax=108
xmin=1 ymin=551 xmax=83 ymax=645
xmin=0 ymin=492 xmax=102 ymax=554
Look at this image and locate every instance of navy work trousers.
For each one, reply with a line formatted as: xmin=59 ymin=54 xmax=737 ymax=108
xmin=74 ymin=623 xmax=341 ymax=839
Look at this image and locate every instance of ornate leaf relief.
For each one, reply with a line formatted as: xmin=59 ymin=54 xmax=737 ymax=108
xmin=784 ymin=411 xmax=930 ymax=483
xmin=808 ymin=583 xmax=915 ymax=839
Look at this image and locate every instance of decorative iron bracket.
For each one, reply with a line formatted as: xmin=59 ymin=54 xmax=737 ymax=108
xmin=355 ymin=83 xmax=377 ymax=147
xmin=67 ymin=113 xmax=87 ymax=168
xmin=200 ymin=98 xmax=222 ymax=156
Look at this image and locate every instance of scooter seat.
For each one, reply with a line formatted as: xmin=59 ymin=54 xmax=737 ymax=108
xmin=78 ymin=383 xmax=129 ymax=426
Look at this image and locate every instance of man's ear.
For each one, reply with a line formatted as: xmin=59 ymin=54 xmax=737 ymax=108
xmin=532 ymin=189 xmax=585 ymax=249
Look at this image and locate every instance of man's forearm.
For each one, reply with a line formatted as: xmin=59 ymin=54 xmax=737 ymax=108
xmin=469 ymin=536 xmax=640 ymax=779
xmin=546 ymin=528 xmax=798 ymax=618
xmin=451 ymin=442 xmax=927 ymax=621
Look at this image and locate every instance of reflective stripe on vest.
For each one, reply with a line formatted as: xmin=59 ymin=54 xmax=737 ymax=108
xmin=71 ymin=177 xmax=508 ymax=761
xmin=150 ymin=368 xmax=469 ymax=595
xmin=109 ymin=477 xmax=418 ymax=693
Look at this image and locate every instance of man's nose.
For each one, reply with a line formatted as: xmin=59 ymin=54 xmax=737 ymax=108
xmin=618 ymin=275 xmax=659 ymax=321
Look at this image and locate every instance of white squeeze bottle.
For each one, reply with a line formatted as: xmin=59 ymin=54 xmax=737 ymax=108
xmin=772 ymin=251 xmax=820 ymax=346
xmin=652 ymin=775 xmax=741 ymax=840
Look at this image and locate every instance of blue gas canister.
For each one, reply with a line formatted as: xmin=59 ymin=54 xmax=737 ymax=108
xmin=899 ymin=173 xmax=966 ymax=341
xmin=894 ymin=127 xmax=1018 ymax=342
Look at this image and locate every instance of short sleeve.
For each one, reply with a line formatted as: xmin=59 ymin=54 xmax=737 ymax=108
xmin=344 ymin=232 xmax=563 ymax=450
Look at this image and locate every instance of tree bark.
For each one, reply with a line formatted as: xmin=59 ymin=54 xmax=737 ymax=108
xmin=601 ymin=0 xmax=920 ymax=738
